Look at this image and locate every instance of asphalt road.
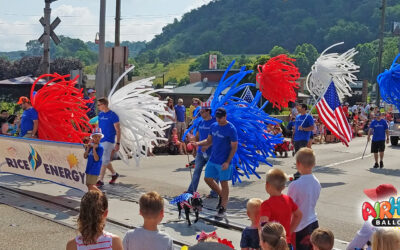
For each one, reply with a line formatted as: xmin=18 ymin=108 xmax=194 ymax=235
xmin=0 ymin=204 xmax=76 ymax=250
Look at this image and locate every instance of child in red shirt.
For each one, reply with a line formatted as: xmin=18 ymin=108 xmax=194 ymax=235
xmin=260 ymin=168 xmax=302 ymax=248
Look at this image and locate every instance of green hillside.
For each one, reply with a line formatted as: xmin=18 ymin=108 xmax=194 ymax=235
xmin=145 ymin=0 xmax=400 ymax=54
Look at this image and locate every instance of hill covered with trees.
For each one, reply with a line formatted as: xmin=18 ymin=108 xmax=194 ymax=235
xmin=144 ymin=0 xmax=400 ymax=54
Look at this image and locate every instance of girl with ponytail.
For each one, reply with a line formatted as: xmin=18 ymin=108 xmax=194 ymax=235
xmin=66 ymin=191 xmax=123 ymax=250
xmin=260 ymin=222 xmax=289 ymax=250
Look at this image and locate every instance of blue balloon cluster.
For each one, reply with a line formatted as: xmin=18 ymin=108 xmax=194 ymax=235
xmin=377 ymin=53 xmax=400 ymax=110
xmin=185 ymin=60 xmax=283 ymax=184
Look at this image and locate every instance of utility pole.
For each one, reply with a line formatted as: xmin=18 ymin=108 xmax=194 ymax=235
xmin=115 ymin=0 xmax=121 ymax=46
xmin=38 ymin=0 xmax=60 ymax=75
xmin=376 ymin=0 xmax=386 ymax=107
xmin=96 ymin=0 xmax=106 ymax=97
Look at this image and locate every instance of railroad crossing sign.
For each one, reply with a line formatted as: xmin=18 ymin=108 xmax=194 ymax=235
xmin=38 ymin=16 xmax=61 ymax=45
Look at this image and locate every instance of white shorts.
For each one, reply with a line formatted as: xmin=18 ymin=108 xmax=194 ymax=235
xmin=101 ymin=142 xmax=114 ymax=165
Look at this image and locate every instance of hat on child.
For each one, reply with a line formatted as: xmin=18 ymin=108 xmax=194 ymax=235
xmin=90 ymin=127 xmax=104 ymax=139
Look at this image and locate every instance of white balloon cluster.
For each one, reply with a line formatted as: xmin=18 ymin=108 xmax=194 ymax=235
xmin=306 ymin=42 xmax=359 ymax=101
xmin=108 ymin=66 xmax=170 ymax=165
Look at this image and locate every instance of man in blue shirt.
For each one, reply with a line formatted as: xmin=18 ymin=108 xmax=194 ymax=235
xmin=175 ymin=98 xmax=186 ymax=141
xmin=96 ymin=97 xmax=121 ymax=187
xmin=293 ymin=104 xmax=314 ymax=152
xmin=187 ymin=102 xmax=216 ymax=195
xmin=293 ymin=103 xmax=314 ymax=180
xmin=196 ymin=107 xmax=238 ymax=218
xmin=17 ymin=96 xmax=38 ymax=138
xmin=368 ymin=112 xmax=389 ymax=169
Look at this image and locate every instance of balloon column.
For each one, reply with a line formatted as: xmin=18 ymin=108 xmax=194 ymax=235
xmin=377 ymin=53 xmax=400 ymax=111
xmin=186 ymin=61 xmax=283 ymax=184
xmin=107 ymin=66 xmax=171 ymax=165
xmin=306 ymin=42 xmax=359 ymax=101
xmin=256 ymin=54 xmax=300 ymax=109
xmin=30 ymin=73 xmax=93 ymax=143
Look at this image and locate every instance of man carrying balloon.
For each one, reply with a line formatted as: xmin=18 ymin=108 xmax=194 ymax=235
xmin=96 ymin=97 xmax=121 ymax=188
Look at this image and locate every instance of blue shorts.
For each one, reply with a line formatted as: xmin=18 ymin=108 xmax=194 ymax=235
xmin=205 ymin=161 xmax=232 ymax=181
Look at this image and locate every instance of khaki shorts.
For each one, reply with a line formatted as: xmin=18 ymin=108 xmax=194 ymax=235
xmin=176 ymin=122 xmax=186 ymax=132
xmin=86 ymin=174 xmax=98 ymax=185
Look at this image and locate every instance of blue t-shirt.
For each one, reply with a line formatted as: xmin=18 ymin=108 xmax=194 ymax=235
xmin=98 ymin=110 xmax=119 ymax=143
xmin=20 ymin=107 xmax=38 ymax=137
xmin=197 ymin=117 xmax=216 ymax=155
xmin=294 ymin=114 xmax=314 ymax=142
xmin=240 ymin=227 xmax=260 ymax=249
xmin=209 ymin=122 xmax=238 ymax=165
xmin=370 ymin=119 xmax=388 ymax=141
xmin=174 ymin=105 xmax=186 ymax=122
xmin=85 ymin=145 xmax=104 ymax=175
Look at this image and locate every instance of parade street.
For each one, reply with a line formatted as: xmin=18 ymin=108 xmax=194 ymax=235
xmin=0 ymin=136 xmax=398 ymax=249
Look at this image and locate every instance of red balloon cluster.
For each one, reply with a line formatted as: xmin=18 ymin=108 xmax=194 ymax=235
xmin=256 ymin=54 xmax=300 ymax=109
xmin=30 ymin=73 xmax=93 ymax=143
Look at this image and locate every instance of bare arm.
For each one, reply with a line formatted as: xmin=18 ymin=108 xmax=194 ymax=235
xmin=92 ymin=145 xmax=99 ymax=161
xmin=66 ymin=239 xmax=77 ymax=250
xmin=290 ymin=209 xmax=302 ymax=234
xmin=83 ymin=146 xmax=90 ymax=159
xmin=225 ymin=141 xmax=238 ymax=165
xmin=32 ymin=120 xmax=38 ymax=137
xmin=197 ymin=134 xmax=212 ymax=147
xmin=114 ymin=122 xmax=121 ymax=151
xmin=367 ymin=128 xmax=372 ymax=141
xmin=112 ymin=235 xmax=123 ymax=250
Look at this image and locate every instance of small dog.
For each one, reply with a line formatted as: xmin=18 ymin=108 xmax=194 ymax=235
xmin=177 ymin=192 xmax=203 ymax=226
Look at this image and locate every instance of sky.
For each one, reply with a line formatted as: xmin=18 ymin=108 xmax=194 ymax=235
xmin=0 ymin=0 xmax=213 ymax=52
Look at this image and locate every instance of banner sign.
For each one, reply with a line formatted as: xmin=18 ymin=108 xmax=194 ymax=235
xmin=0 ymin=135 xmax=87 ymax=192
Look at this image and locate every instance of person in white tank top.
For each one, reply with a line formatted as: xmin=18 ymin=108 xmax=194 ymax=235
xmin=66 ymin=191 xmax=123 ymax=250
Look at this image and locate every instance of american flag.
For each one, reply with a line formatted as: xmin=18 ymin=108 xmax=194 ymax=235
xmin=241 ymin=86 xmax=254 ymax=103
xmin=316 ymin=82 xmax=352 ymax=146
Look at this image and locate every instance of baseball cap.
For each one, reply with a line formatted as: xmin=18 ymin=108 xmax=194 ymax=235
xmin=17 ymin=96 xmax=30 ymax=104
xmin=364 ymin=184 xmax=397 ymax=201
xmin=215 ymin=108 xmax=226 ymax=118
xmin=88 ymin=88 xmax=96 ymax=94
xmin=90 ymin=128 xmax=104 ymax=139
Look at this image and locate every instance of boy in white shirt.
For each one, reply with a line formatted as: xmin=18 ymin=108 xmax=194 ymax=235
xmin=288 ymin=148 xmax=321 ymax=250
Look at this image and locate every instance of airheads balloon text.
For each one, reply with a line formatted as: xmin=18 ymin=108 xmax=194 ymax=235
xmin=362 ymin=197 xmax=400 ymax=227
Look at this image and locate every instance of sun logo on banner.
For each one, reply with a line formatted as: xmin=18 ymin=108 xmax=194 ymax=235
xmin=28 ymin=145 xmax=42 ymax=171
xmin=67 ymin=154 xmax=78 ymax=169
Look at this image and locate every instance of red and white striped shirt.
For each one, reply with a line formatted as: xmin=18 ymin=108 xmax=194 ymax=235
xmin=75 ymin=231 xmax=113 ymax=250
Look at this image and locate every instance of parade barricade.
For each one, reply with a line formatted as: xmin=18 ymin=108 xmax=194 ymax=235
xmin=0 ymin=135 xmax=87 ymax=192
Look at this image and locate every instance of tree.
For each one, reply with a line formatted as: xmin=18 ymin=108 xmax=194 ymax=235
xmin=51 ymin=58 xmax=83 ymax=75
xmin=0 ymin=58 xmax=13 ymax=80
xmin=26 ymin=40 xmax=42 ymax=56
xmin=269 ymin=46 xmax=289 ymax=57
